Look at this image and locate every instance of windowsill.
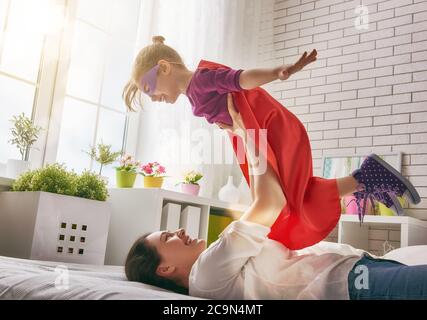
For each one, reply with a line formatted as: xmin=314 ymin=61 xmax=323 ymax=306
xmin=0 ymin=176 xmax=14 ymax=191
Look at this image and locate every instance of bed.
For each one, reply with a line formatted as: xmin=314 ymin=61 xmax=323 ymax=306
xmin=1 ymin=242 xmax=426 ymax=300
xmin=0 ymin=255 xmax=206 ymax=300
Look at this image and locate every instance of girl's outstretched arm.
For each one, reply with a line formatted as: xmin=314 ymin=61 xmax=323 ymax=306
xmin=239 ymin=49 xmax=317 ymax=90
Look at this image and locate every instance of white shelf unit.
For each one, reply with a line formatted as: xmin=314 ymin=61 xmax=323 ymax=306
xmin=325 ymin=214 xmax=427 ymax=256
xmin=105 ymin=188 xmax=248 ymax=266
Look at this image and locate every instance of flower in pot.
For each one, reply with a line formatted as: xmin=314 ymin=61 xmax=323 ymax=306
xmin=84 ymin=141 xmax=121 ymax=185
xmin=7 ymin=113 xmax=43 ymax=179
xmin=140 ymin=162 xmax=166 ymax=188
xmin=177 ymin=170 xmax=203 ymax=196
xmin=115 ymin=154 xmax=140 ymax=188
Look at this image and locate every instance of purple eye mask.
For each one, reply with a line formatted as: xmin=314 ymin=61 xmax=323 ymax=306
xmin=139 ymin=64 xmax=159 ymax=96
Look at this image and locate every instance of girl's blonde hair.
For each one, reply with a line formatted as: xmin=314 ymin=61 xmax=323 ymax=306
xmin=122 ymin=35 xmax=185 ymax=112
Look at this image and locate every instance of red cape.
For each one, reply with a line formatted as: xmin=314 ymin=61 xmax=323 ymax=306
xmin=198 ymin=60 xmax=341 ymax=250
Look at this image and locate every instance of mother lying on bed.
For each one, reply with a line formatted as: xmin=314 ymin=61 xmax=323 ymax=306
xmin=125 ymin=94 xmax=427 ymax=300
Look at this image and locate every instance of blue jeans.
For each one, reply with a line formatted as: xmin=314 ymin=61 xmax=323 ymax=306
xmin=348 ymin=253 xmax=427 ymax=300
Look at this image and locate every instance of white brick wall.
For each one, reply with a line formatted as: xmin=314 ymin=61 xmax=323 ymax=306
xmin=258 ymin=0 xmax=427 ymax=221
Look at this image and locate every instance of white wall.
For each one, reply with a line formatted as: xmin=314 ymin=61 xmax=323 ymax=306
xmin=257 ymin=0 xmax=427 ymax=222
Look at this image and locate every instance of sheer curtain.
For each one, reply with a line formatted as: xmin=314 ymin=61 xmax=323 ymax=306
xmin=133 ymin=0 xmax=272 ymax=199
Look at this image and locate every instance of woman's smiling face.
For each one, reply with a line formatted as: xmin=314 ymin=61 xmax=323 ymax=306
xmin=145 ymin=228 xmax=206 ymax=277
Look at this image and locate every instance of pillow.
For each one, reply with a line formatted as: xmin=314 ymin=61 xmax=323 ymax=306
xmin=382 ymin=245 xmax=427 ymax=266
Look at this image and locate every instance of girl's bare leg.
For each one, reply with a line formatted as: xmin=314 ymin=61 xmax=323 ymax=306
xmin=336 ymin=176 xmax=359 ymax=197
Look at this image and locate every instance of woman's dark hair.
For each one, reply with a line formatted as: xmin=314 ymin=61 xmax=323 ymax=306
xmin=125 ymin=233 xmax=189 ymax=295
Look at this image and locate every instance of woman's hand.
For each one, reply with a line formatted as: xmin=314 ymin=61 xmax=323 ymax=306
xmin=215 ymin=93 xmax=246 ymax=139
xmin=277 ymin=49 xmax=317 ymax=81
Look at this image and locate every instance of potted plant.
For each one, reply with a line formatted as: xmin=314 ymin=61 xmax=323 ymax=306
xmin=177 ymin=170 xmax=203 ymax=196
xmin=115 ymin=154 xmax=140 ymax=188
xmin=7 ymin=113 xmax=43 ymax=179
xmin=0 ymin=163 xmax=111 ymax=265
xmin=140 ymin=162 xmax=166 ymax=188
xmin=84 ymin=141 xmax=121 ymax=185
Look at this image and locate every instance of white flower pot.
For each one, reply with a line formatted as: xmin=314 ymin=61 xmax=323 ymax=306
xmin=6 ymin=159 xmax=31 ymax=179
xmin=218 ymin=176 xmax=240 ymax=203
xmin=0 ymin=191 xmax=111 ymax=265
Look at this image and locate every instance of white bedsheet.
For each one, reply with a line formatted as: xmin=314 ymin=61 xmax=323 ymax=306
xmin=0 ymin=255 xmax=205 ymax=300
xmin=1 ymin=243 xmax=426 ymax=300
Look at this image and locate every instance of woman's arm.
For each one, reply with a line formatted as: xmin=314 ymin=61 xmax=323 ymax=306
xmin=239 ymin=129 xmax=286 ymax=228
xmin=217 ymin=94 xmax=286 ymax=228
xmin=239 ymin=49 xmax=317 ymax=90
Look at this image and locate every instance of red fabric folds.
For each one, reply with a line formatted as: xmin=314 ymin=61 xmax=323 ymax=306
xmin=199 ymin=59 xmax=341 ymax=250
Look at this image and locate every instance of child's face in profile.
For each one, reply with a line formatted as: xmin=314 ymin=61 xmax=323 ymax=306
xmin=139 ymin=60 xmax=182 ymax=104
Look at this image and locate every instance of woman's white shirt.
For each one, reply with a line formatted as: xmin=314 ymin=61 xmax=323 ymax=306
xmin=189 ymin=220 xmax=363 ymax=300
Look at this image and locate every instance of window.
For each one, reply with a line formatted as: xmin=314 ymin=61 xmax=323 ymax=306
xmin=0 ymin=0 xmax=141 ymax=179
xmin=54 ymin=0 xmax=141 ymax=183
xmin=0 ymin=0 xmax=45 ymax=163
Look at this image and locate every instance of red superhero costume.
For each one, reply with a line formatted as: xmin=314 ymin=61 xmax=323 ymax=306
xmin=197 ymin=59 xmax=341 ymax=250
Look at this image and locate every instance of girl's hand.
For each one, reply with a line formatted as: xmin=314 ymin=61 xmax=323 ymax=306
xmin=277 ymin=49 xmax=317 ymax=80
xmin=215 ymin=93 xmax=246 ymax=138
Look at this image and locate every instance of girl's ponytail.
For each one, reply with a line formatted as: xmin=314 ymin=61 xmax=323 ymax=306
xmin=122 ymin=80 xmax=142 ymax=112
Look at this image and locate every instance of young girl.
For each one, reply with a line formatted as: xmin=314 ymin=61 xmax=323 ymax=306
xmin=125 ymin=94 xmax=427 ymax=299
xmin=123 ymin=35 xmax=420 ymax=250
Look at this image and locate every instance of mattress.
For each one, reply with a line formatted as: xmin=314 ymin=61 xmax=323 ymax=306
xmin=0 ymin=255 xmax=206 ymax=300
xmin=1 ymin=243 xmax=425 ymax=300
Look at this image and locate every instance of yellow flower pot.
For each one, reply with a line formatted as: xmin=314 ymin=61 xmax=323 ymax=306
xmin=143 ymin=176 xmax=164 ymax=188
xmin=378 ymin=196 xmax=406 ymax=216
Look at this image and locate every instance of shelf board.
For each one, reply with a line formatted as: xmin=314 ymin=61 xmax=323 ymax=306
xmin=340 ymin=214 xmax=427 ymax=228
xmin=108 ymin=187 xmax=250 ymax=212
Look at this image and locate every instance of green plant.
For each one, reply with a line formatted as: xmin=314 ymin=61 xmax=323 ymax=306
xmin=9 ymin=113 xmax=43 ymax=160
xmin=177 ymin=170 xmax=203 ymax=185
xmin=11 ymin=163 xmax=109 ymax=201
xmin=74 ymin=170 xmax=109 ymax=201
xmin=11 ymin=169 xmax=37 ymax=191
xmin=29 ymin=163 xmax=77 ymax=196
xmin=84 ymin=142 xmax=121 ymax=175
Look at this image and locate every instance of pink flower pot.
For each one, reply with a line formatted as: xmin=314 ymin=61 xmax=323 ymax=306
xmin=344 ymin=195 xmax=371 ymax=215
xmin=181 ymin=183 xmax=200 ymax=196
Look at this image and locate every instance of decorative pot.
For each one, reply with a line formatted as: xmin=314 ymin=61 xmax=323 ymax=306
xmin=116 ymin=170 xmax=137 ymax=188
xmin=218 ymin=176 xmax=240 ymax=203
xmin=6 ymin=159 xmax=31 ymax=179
xmin=181 ymin=183 xmax=200 ymax=196
xmin=143 ymin=176 xmax=164 ymax=188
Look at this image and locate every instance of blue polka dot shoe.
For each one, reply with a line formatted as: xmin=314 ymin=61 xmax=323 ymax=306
xmin=351 ymin=153 xmax=421 ymax=223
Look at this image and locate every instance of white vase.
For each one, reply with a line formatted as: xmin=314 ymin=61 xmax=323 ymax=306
xmin=218 ymin=176 xmax=240 ymax=203
xmin=6 ymin=159 xmax=31 ymax=179
xmin=238 ymin=176 xmax=252 ymax=205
